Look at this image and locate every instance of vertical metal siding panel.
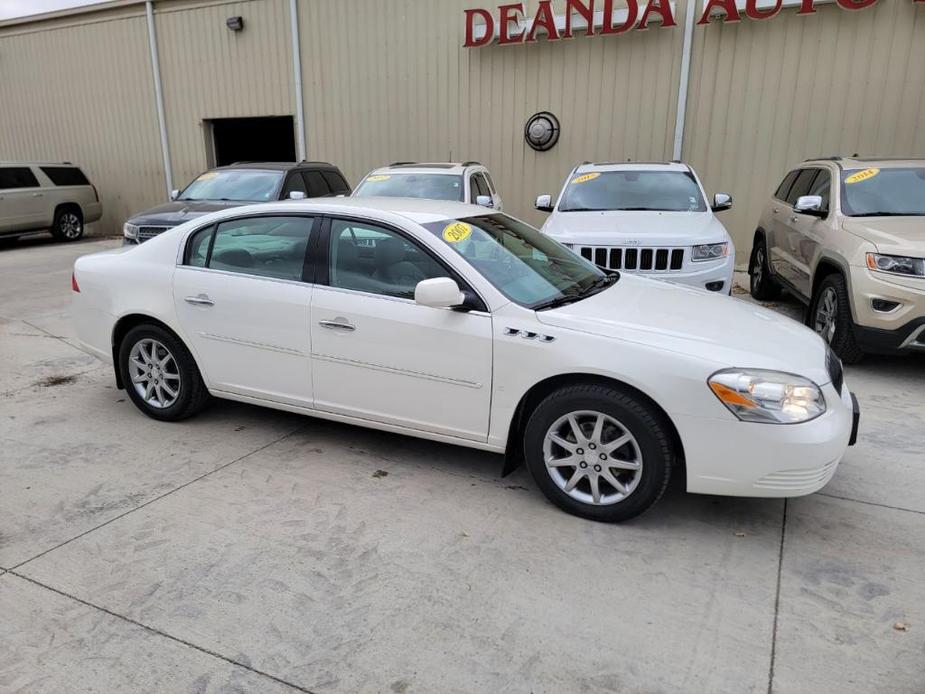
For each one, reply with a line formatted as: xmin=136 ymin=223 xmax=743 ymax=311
xmin=0 ymin=13 xmax=165 ymax=234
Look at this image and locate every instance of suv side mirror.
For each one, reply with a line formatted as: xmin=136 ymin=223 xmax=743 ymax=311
xmin=535 ymin=194 xmax=554 ymax=213
xmin=712 ymin=193 xmax=733 ymax=212
xmin=415 ymin=277 xmax=464 ymax=309
xmin=476 ymin=194 xmax=494 ymax=208
xmin=795 ymin=195 xmax=825 ymax=217
xmin=288 ymin=191 xmax=307 ymax=200
xmin=170 ymin=189 xmax=180 ymax=201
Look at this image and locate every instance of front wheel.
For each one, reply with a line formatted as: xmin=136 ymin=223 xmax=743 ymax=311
xmin=523 ymin=384 xmax=674 ymax=522
xmin=810 ymin=274 xmax=864 ymax=363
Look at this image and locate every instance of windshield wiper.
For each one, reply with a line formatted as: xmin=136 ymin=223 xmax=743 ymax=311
xmin=533 ymin=273 xmax=619 ymax=311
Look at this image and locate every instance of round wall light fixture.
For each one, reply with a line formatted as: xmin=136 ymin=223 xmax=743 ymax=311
xmin=524 ymin=111 xmax=560 ymax=152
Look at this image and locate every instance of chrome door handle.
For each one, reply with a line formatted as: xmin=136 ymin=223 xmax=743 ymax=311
xmin=318 ymin=319 xmax=355 ymax=331
xmin=32 ymin=192 xmax=43 ymax=197
xmin=184 ymin=295 xmax=214 ymax=306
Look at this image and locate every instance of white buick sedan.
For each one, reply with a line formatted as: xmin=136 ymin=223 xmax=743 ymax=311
xmin=72 ymin=198 xmax=859 ymax=522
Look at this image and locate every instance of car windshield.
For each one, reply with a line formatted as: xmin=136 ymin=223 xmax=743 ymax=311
xmin=422 ymin=213 xmax=612 ymax=309
xmin=558 ymin=170 xmax=707 ymax=212
xmin=179 ymin=169 xmax=284 ymax=202
xmin=841 ymin=167 xmax=925 ymax=217
xmin=354 ymin=173 xmax=464 ymax=202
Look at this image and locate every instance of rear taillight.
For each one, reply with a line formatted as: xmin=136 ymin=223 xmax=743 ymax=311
xmin=71 ymin=271 xmax=80 ymax=293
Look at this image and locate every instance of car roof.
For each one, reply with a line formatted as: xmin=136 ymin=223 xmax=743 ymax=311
xmin=574 ymin=161 xmax=690 ymax=173
xmin=803 ymin=156 xmax=925 ymax=169
xmin=213 ymin=161 xmax=340 ymax=172
xmin=367 ymin=162 xmax=481 ymax=175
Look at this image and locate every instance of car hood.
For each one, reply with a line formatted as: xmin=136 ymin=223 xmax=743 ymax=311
xmin=541 ymin=210 xmax=730 ymax=247
xmin=842 ymin=217 xmax=925 ymax=256
xmin=535 ymin=273 xmax=830 ymax=384
xmin=127 ymin=200 xmax=245 ymax=226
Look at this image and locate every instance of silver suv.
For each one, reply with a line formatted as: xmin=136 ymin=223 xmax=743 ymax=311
xmin=0 ymin=162 xmax=102 ymax=242
xmin=353 ymin=162 xmax=503 ymax=210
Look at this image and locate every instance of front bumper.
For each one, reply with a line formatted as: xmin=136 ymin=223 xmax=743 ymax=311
xmin=851 ymin=266 xmax=925 ymax=352
xmin=677 ymin=382 xmax=856 ymax=498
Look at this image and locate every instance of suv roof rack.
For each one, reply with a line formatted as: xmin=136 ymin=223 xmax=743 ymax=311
xmin=461 ymin=161 xmax=481 ymax=167
xmin=804 ymin=156 xmax=844 ymax=162
xmin=389 ymin=161 xmax=416 ymax=166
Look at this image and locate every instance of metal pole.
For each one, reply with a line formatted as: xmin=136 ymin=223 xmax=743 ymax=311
xmin=289 ymin=0 xmax=307 ymax=160
xmin=146 ymin=1 xmax=173 ymax=196
xmin=672 ymin=0 xmax=697 ymax=161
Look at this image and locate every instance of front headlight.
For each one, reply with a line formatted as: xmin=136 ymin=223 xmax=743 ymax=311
xmin=708 ymin=369 xmax=826 ymax=424
xmin=123 ymin=223 xmax=139 ymax=240
xmin=691 ymin=242 xmax=729 ymax=262
xmin=866 ymin=253 xmax=925 ymax=278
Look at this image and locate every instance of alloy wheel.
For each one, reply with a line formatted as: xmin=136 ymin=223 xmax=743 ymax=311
xmin=752 ymin=248 xmax=764 ymax=290
xmin=542 ymin=410 xmax=643 ymax=506
xmin=60 ymin=212 xmax=82 ymax=239
xmin=814 ymin=287 xmax=838 ymax=344
xmin=128 ymin=338 xmax=181 ymax=409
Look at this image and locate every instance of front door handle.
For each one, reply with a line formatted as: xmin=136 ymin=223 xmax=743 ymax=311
xmin=318 ymin=318 xmax=356 ymax=331
xmin=32 ymin=192 xmax=43 ymax=197
xmin=184 ymin=295 xmax=214 ymax=307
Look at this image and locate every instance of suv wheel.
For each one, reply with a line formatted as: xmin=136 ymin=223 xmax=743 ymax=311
xmin=119 ymin=324 xmax=210 ymax=421
xmin=749 ymin=235 xmax=780 ymax=300
xmin=810 ymin=274 xmax=864 ymax=363
xmin=51 ymin=207 xmax=84 ymax=242
xmin=523 ymin=384 xmax=673 ymax=523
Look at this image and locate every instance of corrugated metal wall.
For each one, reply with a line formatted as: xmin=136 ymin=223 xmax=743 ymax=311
xmin=0 ymin=7 xmax=165 ymax=234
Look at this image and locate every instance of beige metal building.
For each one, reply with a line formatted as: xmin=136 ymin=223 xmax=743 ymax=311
xmin=2 ymin=0 xmax=923 ymax=261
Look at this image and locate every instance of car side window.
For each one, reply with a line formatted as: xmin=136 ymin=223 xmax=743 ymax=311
xmin=281 ymin=172 xmax=307 ymax=199
xmin=0 ymin=167 xmax=40 ymax=190
xmin=328 ymin=218 xmax=448 ymax=299
xmin=322 ymin=171 xmax=350 ymax=195
xmin=190 ymin=216 xmax=314 ymax=282
xmin=807 ymin=169 xmax=831 ymax=213
xmin=482 ymin=172 xmax=497 ymax=194
xmin=785 ymin=169 xmax=818 ymax=206
xmin=40 ymin=166 xmax=90 ymax=186
xmin=468 ymin=175 xmax=480 ymax=203
xmin=303 ymin=171 xmax=332 ymax=197
xmin=775 ymin=170 xmax=800 ymax=202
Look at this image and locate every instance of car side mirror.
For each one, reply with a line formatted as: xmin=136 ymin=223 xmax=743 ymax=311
xmin=476 ymin=194 xmax=494 ymax=208
xmin=288 ymin=191 xmax=307 ymax=200
xmin=170 ymin=189 xmax=180 ymax=201
xmin=712 ymin=193 xmax=733 ymax=212
xmin=795 ymin=195 xmax=826 ymax=217
xmin=415 ymin=277 xmax=465 ymax=309
xmin=535 ymin=194 xmax=554 ymax=213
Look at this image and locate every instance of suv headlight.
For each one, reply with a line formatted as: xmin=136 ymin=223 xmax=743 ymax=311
xmin=123 ymin=223 xmax=139 ymax=240
xmin=708 ymin=369 xmax=826 ymax=424
xmin=866 ymin=253 xmax=925 ymax=278
xmin=692 ymin=242 xmax=728 ymax=262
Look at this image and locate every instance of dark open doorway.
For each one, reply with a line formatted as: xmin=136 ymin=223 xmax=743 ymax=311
xmin=208 ymin=116 xmax=296 ymax=166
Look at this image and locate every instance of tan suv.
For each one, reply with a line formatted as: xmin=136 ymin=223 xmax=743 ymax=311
xmin=750 ymin=156 xmax=925 ymax=362
xmin=0 ymin=162 xmax=102 ymax=242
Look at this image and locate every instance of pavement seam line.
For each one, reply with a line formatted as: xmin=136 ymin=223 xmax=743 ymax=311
xmin=817 ymin=492 xmax=925 ymax=516
xmin=767 ymin=498 xmax=787 ymax=694
xmin=6 ymin=572 xmax=318 ymax=694
xmin=9 ymin=423 xmax=308 ymax=571
xmin=20 ymin=318 xmax=91 ymax=356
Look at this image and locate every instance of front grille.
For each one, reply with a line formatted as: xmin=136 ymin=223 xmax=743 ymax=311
xmin=138 ymin=225 xmax=173 ymax=242
xmin=578 ymin=245 xmax=685 ymax=272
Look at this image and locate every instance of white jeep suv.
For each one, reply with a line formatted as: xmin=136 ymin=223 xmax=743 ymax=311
xmin=353 ymin=161 xmax=502 ymax=211
xmin=536 ymin=162 xmax=735 ymax=293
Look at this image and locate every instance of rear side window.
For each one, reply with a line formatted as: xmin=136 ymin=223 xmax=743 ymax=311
xmin=0 ymin=167 xmax=40 ymax=189
xmin=40 ymin=166 xmax=90 ymax=186
xmin=303 ymin=171 xmax=332 ymax=197
xmin=322 ymin=171 xmax=350 ymax=195
xmin=786 ymin=169 xmax=818 ymax=206
xmin=775 ymin=170 xmax=800 ymax=201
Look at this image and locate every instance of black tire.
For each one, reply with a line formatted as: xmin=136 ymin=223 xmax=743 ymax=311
xmin=523 ymin=384 xmax=674 ymax=523
xmin=118 ymin=324 xmax=210 ymax=421
xmin=51 ymin=206 xmax=84 ymax=242
xmin=810 ymin=274 xmax=864 ymax=364
xmin=749 ymin=235 xmax=781 ymax=301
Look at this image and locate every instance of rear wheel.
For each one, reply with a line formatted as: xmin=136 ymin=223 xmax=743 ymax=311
xmin=810 ymin=274 xmax=864 ymax=363
xmin=119 ymin=324 xmax=210 ymax=421
xmin=51 ymin=207 xmax=83 ymax=242
xmin=749 ymin=236 xmax=781 ymax=300
xmin=523 ymin=384 xmax=673 ymax=522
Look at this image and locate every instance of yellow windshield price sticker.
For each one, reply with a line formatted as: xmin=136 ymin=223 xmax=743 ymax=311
xmin=366 ymin=174 xmax=391 ymax=182
xmin=571 ymin=172 xmax=601 ymax=185
xmin=197 ymin=172 xmax=218 ymax=181
xmin=845 ymin=168 xmax=880 ymax=184
xmin=442 ymin=221 xmax=472 ymax=243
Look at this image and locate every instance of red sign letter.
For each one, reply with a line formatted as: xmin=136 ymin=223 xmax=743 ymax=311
xmin=746 ymin=0 xmax=783 ymax=19
xmin=527 ymin=0 xmax=561 ymax=41
xmin=601 ymin=0 xmax=638 ymax=34
xmin=698 ymin=0 xmax=741 ymax=24
xmin=639 ymin=0 xmax=677 ymax=29
xmin=464 ymin=8 xmax=494 ymax=47
xmin=836 ymin=0 xmax=878 ymax=8
xmin=564 ymin=0 xmax=595 ymax=38
xmin=498 ymin=3 xmax=526 ymax=44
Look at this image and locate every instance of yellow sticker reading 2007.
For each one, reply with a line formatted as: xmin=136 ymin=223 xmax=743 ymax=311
xmin=442 ymin=221 xmax=472 ymax=243
xmin=571 ymin=172 xmax=601 ymax=184
xmin=366 ymin=174 xmax=391 ymax=182
xmin=845 ymin=168 xmax=880 ymax=185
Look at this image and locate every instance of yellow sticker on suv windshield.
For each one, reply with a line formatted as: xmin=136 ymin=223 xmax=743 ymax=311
xmin=366 ymin=174 xmax=391 ymax=182
xmin=845 ymin=168 xmax=880 ymax=184
xmin=442 ymin=221 xmax=472 ymax=243
xmin=571 ymin=172 xmax=601 ymax=184
xmin=196 ymin=172 xmax=218 ymax=181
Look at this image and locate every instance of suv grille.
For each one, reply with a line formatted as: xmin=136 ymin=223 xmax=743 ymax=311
xmin=578 ymin=246 xmax=686 ymax=272
xmin=138 ymin=225 xmax=173 ymax=242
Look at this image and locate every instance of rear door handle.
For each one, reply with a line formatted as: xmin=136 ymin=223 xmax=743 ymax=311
xmin=318 ymin=318 xmax=355 ymax=331
xmin=184 ymin=295 xmax=214 ymax=306
xmin=32 ymin=192 xmax=43 ymax=197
